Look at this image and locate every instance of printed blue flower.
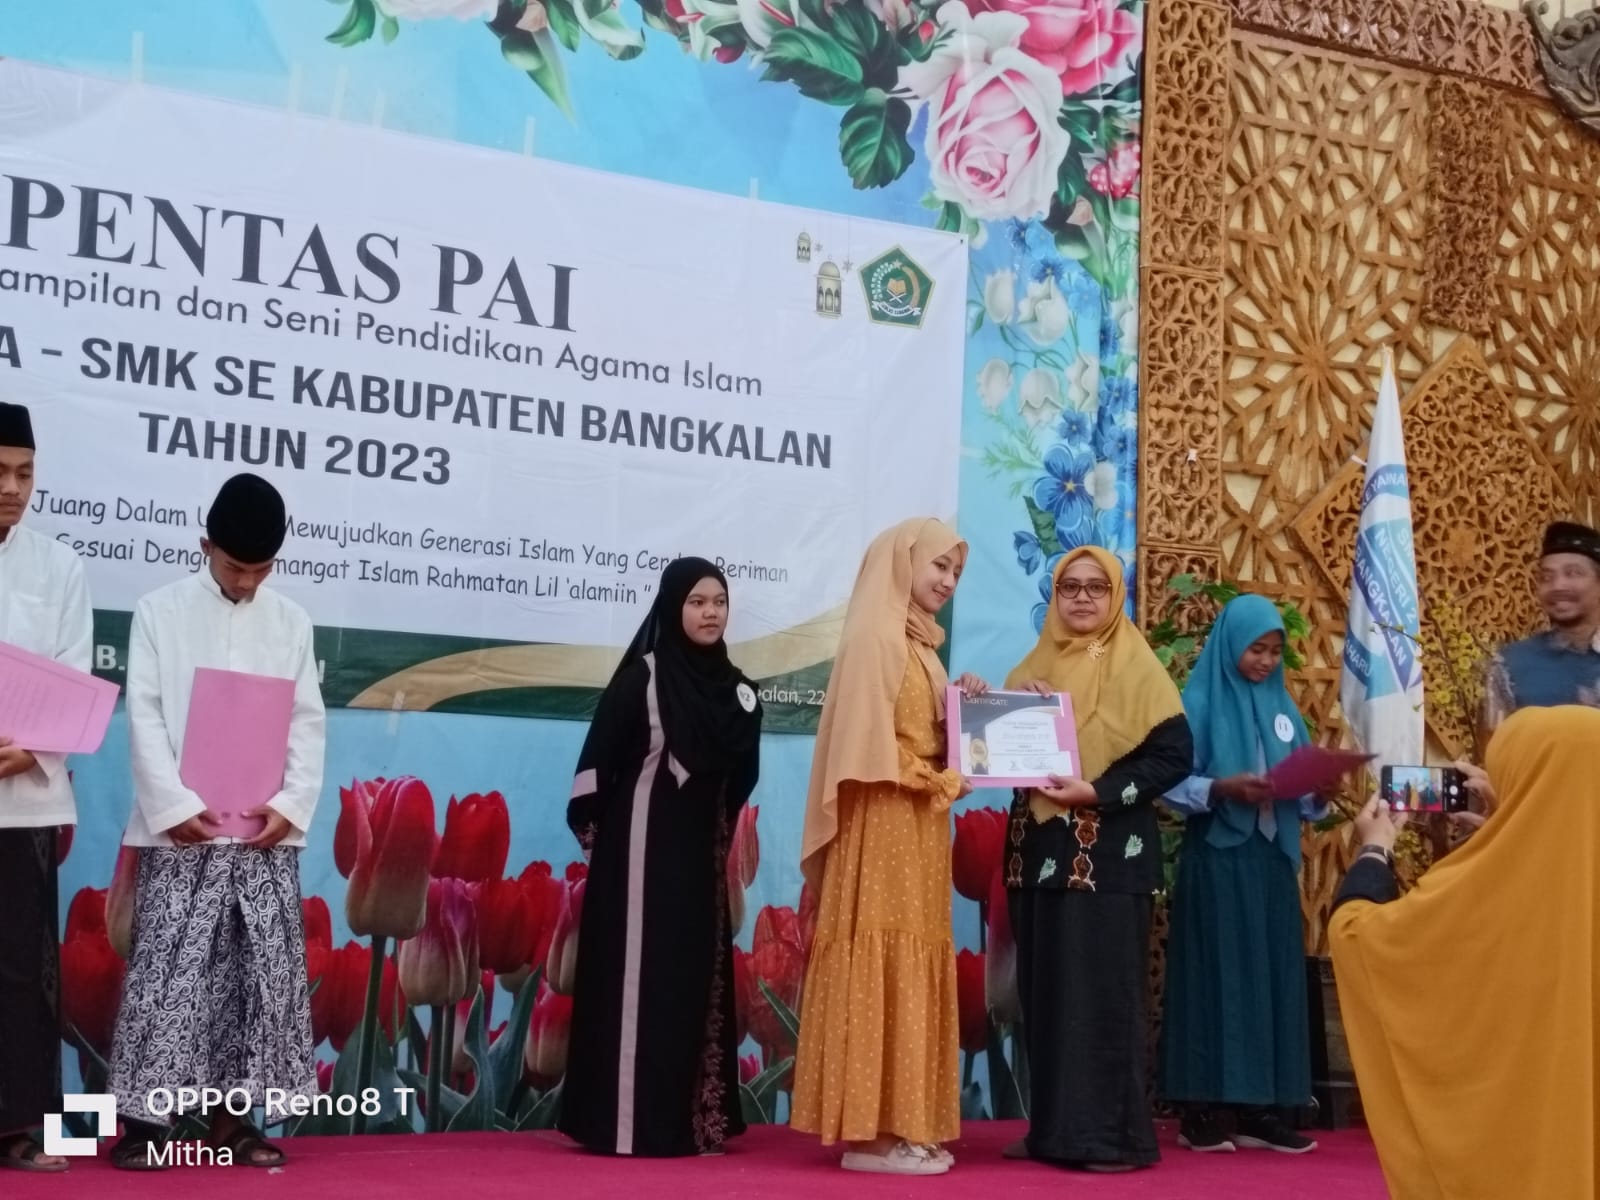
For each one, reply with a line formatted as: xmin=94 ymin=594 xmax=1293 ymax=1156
xmin=1099 ymin=375 xmax=1137 ymax=415
xmin=1099 ymin=310 xmax=1121 ymax=361
xmin=1030 ymin=552 xmax=1063 ymax=606
xmin=1062 ymin=264 xmax=1101 ymax=310
xmin=1031 ymin=256 xmax=1068 ymax=286
xmin=1032 ymin=444 xmax=1096 ymax=538
xmin=1014 ymin=530 xmax=1043 ymax=575
xmin=1097 ymin=424 xmax=1137 ymax=468
xmin=1005 ymin=220 xmax=1032 ymax=253
xmin=1057 ymin=407 xmax=1093 ymax=444
xmin=1031 ymin=601 xmax=1049 ymax=633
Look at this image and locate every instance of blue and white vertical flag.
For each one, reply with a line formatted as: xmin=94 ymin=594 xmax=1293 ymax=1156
xmin=1339 ymin=349 xmax=1425 ymax=768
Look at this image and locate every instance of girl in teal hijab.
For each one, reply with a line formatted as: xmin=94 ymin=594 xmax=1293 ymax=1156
xmin=1184 ymin=593 xmax=1311 ymax=863
xmin=1158 ymin=594 xmax=1324 ymax=1157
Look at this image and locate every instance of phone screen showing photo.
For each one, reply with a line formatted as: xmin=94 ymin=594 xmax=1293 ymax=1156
xmin=1381 ymin=766 xmax=1465 ymax=813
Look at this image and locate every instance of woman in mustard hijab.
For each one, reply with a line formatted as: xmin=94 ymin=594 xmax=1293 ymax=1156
xmin=1330 ymin=705 xmax=1599 ymax=1200
xmin=791 ymin=518 xmax=991 ymax=1177
xmin=1003 ymin=547 xmax=1192 ymax=1171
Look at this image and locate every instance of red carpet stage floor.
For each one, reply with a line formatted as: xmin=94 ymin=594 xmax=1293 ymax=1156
xmin=10 ymin=1120 xmax=1387 ymax=1198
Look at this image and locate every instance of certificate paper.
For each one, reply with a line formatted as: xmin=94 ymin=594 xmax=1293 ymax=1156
xmin=178 ymin=668 xmax=295 ymax=839
xmin=0 ymin=640 xmax=120 ymax=754
xmin=946 ymin=688 xmax=1081 ymax=788
xmin=1266 ymin=745 xmax=1374 ymax=800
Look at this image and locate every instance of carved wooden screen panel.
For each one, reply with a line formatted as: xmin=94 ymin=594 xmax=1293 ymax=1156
xmin=1483 ymin=98 xmax=1600 ymax=526
xmin=1221 ymin=35 xmax=1434 ymax=738
xmin=1292 ymin=339 xmax=1565 ymax=757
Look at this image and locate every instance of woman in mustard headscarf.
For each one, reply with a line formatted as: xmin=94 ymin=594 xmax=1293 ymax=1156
xmin=790 ymin=518 xmax=991 ymax=1177
xmin=1329 ymin=706 xmax=1600 ymax=1200
xmin=1003 ymin=547 xmax=1191 ymax=1171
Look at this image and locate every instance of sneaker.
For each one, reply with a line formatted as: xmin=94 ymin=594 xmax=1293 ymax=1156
xmin=841 ymin=1141 xmax=950 ymax=1176
xmin=1178 ymin=1110 xmax=1236 ymax=1153
xmin=1234 ymin=1110 xmax=1318 ymax=1155
xmin=917 ymin=1144 xmax=954 ymax=1167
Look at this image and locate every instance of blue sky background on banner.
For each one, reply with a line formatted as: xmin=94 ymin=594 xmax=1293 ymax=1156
xmin=2 ymin=0 xmax=1143 ymax=1107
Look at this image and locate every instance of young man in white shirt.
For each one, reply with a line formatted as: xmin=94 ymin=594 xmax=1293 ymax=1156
xmin=109 ymin=472 xmax=325 ymax=1171
xmin=0 ymin=401 xmax=93 ymax=1175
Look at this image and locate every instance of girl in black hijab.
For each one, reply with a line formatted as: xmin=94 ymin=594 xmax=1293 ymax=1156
xmin=559 ymin=558 xmax=763 ymax=1157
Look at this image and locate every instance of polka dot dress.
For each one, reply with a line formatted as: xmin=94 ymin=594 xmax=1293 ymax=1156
xmin=790 ymin=657 xmax=961 ymax=1146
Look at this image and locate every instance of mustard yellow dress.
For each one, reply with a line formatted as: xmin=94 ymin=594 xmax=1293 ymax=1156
xmin=790 ymin=658 xmax=962 ymax=1145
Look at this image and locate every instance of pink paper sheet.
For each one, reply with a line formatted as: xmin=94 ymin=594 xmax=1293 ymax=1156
xmin=178 ymin=667 xmax=295 ymax=839
xmin=0 ymin=640 xmax=120 ymax=754
xmin=1267 ymin=745 xmax=1374 ymax=800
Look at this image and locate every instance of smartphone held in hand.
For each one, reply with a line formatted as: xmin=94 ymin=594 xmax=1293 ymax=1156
xmin=1380 ymin=765 xmax=1469 ymax=814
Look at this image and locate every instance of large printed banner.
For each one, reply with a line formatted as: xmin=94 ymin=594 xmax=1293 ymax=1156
xmin=0 ymin=61 xmax=965 ymax=728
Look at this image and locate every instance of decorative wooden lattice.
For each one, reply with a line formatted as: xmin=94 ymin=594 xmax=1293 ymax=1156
xmin=1226 ymin=0 xmax=1546 ymax=96
xmin=1483 ymin=97 xmax=1600 ymax=526
xmin=1221 ymin=35 xmax=1434 ymax=738
xmin=1138 ymin=0 xmax=1600 ymax=951
xmin=1136 ymin=0 xmax=1231 ymax=623
xmin=1423 ymin=76 xmax=1507 ymax=333
xmin=1292 ymin=339 xmax=1565 ymax=757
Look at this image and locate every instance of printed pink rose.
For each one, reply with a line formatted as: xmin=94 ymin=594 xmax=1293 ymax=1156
xmin=900 ymin=2 xmax=1071 ymax=221
xmin=964 ymin=0 xmax=1139 ymax=96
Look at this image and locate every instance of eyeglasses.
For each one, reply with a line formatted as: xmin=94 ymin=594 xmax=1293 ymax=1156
xmin=1056 ymin=580 xmax=1111 ymax=599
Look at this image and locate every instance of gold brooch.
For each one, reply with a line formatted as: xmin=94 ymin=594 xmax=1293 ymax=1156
xmin=1087 ymin=639 xmax=1107 ymax=660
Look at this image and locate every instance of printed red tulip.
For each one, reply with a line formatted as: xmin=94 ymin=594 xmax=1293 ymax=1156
xmin=985 ymin=864 xmax=1020 ymax=1025
xmin=341 ymin=776 xmax=439 ymax=940
xmin=523 ymin=982 xmax=573 ymax=1089
xmin=739 ymin=1053 xmax=761 ymax=1085
xmin=730 ymin=804 xmax=761 ymax=888
xmin=398 ymin=878 xmax=481 ymax=1008
xmin=749 ymin=905 xmax=805 ymax=1054
xmin=302 ymin=894 xmax=334 ymax=953
xmin=106 ymin=847 xmax=139 ymax=960
xmin=308 ymin=939 xmax=404 ymax=1051
xmin=732 ymin=945 xmax=755 ymax=1046
xmin=956 ymin=948 xmax=988 ymax=1053
xmin=545 ymin=878 xmax=585 ymax=996
xmin=433 ymin=792 xmax=511 ymax=883
xmin=475 ymin=878 xmax=539 ymax=975
xmin=797 ymin=880 xmax=820 ymax=959
xmin=951 ymin=807 xmax=1008 ymax=903
xmin=64 ymin=885 xmax=107 ymax=942
xmin=55 ymin=824 xmax=73 ymax=865
xmin=60 ymin=930 xmax=124 ymax=1058
xmin=316 ymin=1060 xmax=335 ymax=1094
xmin=726 ymin=804 xmax=760 ymax=935
xmin=564 ymin=861 xmax=587 ymax=883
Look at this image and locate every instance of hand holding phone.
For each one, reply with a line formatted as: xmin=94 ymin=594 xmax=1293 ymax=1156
xmin=1379 ymin=765 xmax=1468 ymax=814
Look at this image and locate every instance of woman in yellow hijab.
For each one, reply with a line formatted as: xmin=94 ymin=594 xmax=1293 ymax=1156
xmin=1330 ymin=705 xmax=1600 ymax=1200
xmin=1003 ymin=547 xmax=1191 ymax=1171
xmin=791 ymin=518 xmax=991 ymax=1177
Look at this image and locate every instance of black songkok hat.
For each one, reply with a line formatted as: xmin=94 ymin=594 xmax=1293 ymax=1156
xmin=205 ymin=473 xmax=287 ymax=564
xmin=1542 ymin=521 xmax=1600 ymax=568
xmin=0 ymin=402 xmax=34 ymax=450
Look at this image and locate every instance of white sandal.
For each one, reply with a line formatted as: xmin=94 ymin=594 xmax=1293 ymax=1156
xmin=841 ymin=1141 xmax=950 ymax=1176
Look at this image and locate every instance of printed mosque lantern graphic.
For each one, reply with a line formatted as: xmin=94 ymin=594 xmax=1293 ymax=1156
xmin=816 ymin=261 xmax=842 ymax=318
xmin=796 ymin=232 xmax=812 ymax=263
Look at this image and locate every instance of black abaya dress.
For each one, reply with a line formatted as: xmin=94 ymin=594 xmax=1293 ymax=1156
xmin=558 ymin=654 xmax=760 ymax=1157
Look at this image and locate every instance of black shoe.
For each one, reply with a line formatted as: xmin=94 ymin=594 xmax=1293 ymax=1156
xmin=1234 ymin=1109 xmax=1317 ymax=1155
xmin=1178 ymin=1109 xmax=1236 ymax=1153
